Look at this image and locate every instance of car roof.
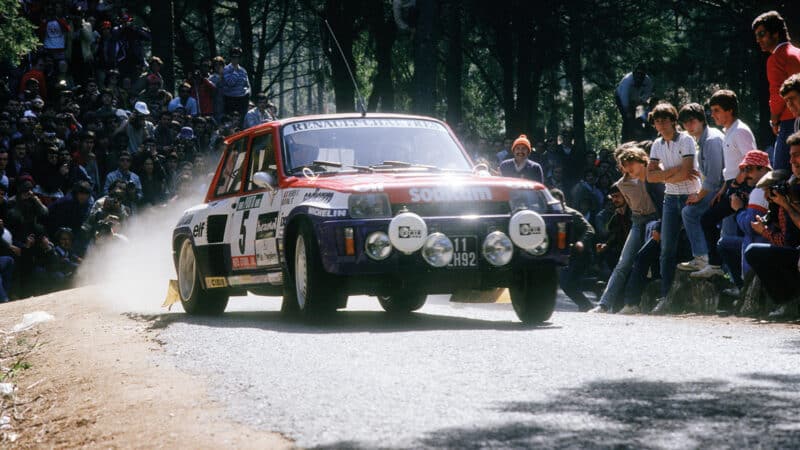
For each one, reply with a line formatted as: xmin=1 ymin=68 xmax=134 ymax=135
xmin=224 ymin=113 xmax=450 ymax=145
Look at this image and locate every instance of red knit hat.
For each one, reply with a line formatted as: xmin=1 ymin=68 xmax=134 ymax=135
xmin=738 ymin=150 xmax=771 ymax=170
xmin=511 ymin=134 xmax=532 ymax=153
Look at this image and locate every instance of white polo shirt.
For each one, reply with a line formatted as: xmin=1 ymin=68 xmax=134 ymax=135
xmin=649 ymin=131 xmax=701 ymax=195
xmin=722 ymin=119 xmax=756 ymax=181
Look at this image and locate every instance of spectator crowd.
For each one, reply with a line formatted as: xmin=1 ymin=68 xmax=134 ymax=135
xmin=0 ymin=1 xmax=277 ymax=302
xmin=469 ymin=11 xmax=800 ymax=320
xmin=1 ymin=4 xmax=798 ymax=324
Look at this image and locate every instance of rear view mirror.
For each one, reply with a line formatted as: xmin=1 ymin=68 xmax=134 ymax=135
xmin=253 ymin=171 xmax=278 ymax=191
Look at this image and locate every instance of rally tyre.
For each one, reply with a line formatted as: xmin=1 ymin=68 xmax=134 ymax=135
xmin=378 ymin=292 xmax=427 ymax=314
xmin=177 ymin=239 xmax=229 ymax=315
xmin=509 ymin=266 xmax=557 ymax=324
xmin=290 ymin=223 xmax=340 ymax=317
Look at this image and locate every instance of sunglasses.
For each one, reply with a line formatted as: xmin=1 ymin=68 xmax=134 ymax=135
xmin=742 ymin=165 xmax=764 ymax=172
xmin=755 ymin=30 xmax=769 ymax=38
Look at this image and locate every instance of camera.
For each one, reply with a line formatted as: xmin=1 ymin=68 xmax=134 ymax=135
xmin=769 ymin=182 xmax=790 ymax=196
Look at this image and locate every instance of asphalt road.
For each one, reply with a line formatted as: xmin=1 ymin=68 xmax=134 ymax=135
xmin=144 ymin=293 xmax=800 ymax=449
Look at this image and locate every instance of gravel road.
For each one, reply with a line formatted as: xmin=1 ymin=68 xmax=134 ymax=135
xmin=152 ymin=294 xmax=800 ymax=449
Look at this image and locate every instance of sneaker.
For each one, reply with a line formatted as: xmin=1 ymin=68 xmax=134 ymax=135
xmin=588 ymin=304 xmax=610 ymax=313
xmin=677 ymin=255 xmax=708 ymax=272
xmin=689 ymin=264 xmax=724 ymax=279
xmin=618 ymin=305 xmax=641 ymax=315
xmin=651 ymin=297 xmax=673 ymax=315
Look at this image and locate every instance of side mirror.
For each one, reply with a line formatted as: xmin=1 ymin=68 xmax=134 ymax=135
xmin=253 ymin=171 xmax=277 ymax=191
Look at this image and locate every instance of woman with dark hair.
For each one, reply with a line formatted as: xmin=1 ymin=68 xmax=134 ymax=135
xmin=139 ymin=156 xmax=166 ymax=206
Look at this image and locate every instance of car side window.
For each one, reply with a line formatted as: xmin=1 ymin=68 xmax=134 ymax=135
xmin=214 ymin=138 xmax=247 ymax=196
xmin=247 ymin=132 xmax=275 ymax=191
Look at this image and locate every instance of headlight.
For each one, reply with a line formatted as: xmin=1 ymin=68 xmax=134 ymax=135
xmin=509 ymin=189 xmax=544 ymax=212
xmin=482 ymin=231 xmax=513 ymax=266
xmin=365 ymin=231 xmax=392 ymax=260
xmin=348 ymin=193 xmax=391 ymax=219
xmin=421 ymin=232 xmax=454 ymax=267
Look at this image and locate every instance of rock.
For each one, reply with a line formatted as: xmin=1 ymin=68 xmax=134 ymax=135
xmin=639 ymin=280 xmax=661 ymax=314
xmin=664 ymin=271 xmax=735 ymax=315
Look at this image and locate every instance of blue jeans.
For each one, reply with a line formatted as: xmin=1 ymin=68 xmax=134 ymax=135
xmin=661 ymin=194 xmax=688 ymax=296
xmin=599 ymin=214 xmax=656 ymax=308
xmin=772 ymin=119 xmax=796 ymax=172
xmin=718 ymin=236 xmax=743 ymax=288
xmin=623 ymin=237 xmax=661 ymax=306
xmin=745 ymin=243 xmax=800 ymax=303
xmin=681 ymin=192 xmax=714 ymax=257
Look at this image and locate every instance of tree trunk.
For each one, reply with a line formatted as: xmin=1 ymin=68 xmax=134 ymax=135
xmin=323 ymin=0 xmax=358 ymax=112
xmin=278 ymin=35 xmax=285 ymax=115
xmin=292 ymin=18 xmax=299 ymax=115
xmin=546 ymin=67 xmax=559 ymax=141
xmin=444 ymin=0 xmax=462 ymax=126
xmin=235 ymin=0 xmax=255 ymax=83
xmin=494 ymin=8 xmax=515 ymax=138
xmin=150 ymin=0 xmax=175 ymax=92
xmin=367 ymin=1 xmax=395 ymax=112
xmin=514 ymin=2 xmax=534 ymax=135
xmin=565 ymin=0 xmax=586 ymax=157
xmin=203 ymin=0 xmax=217 ymax=57
xmin=411 ymin=0 xmax=438 ymax=115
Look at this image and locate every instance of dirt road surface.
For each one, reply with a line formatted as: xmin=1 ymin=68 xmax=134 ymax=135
xmin=0 ymin=286 xmax=291 ymax=449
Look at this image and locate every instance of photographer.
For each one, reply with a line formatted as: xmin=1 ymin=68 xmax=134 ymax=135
xmin=744 ymin=132 xmax=800 ymax=315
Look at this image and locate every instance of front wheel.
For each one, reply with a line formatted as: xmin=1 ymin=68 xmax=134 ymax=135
xmin=509 ymin=266 xmax=557 ymax=324
xmin=378 ymin=291 xmax=427 ymax=314
xmin=284 ymin=223 xmax=342 ymax=317
xmin=177 ymin=239 xmax=228 ymax=315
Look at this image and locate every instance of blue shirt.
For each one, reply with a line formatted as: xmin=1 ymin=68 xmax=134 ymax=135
xmin=104 ymin=169 xmax=142 ymax=200
xmin=168 ymin=96 xmax=199 ymax=116
xmin=499 ymin=158 xmax=544 ymax=183
xmin=221 ymin=64 xmax=251 ymax=98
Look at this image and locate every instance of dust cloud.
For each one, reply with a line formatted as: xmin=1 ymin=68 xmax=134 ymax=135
xmin=76 ymin=187 xmax=207 ymax=314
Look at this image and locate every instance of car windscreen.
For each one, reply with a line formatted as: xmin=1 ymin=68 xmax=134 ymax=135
xmin=280 ymin=118 xmax=472 ymax=174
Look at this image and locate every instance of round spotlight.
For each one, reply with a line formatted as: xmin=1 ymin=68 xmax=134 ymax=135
xmin=365 ymin=231 xmax=392 ymax=260
xmin=482 ymin=231 xmax=514 ymax=266
xmin=509 ymin=210 xmax=547 ymax=251
xmin=421 ymin=232 xmax=454 ymax=267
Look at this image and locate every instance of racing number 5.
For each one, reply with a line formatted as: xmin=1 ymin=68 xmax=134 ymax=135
xmin=238 ymin=210 xmax=250 ymax=254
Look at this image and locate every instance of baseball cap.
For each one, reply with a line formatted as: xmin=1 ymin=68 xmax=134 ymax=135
xmin=134 ymin=101 xmax=150 ymax=116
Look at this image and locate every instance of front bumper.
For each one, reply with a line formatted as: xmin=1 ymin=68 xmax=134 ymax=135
xmin=312 ymin=213 xmax=572 ymax=292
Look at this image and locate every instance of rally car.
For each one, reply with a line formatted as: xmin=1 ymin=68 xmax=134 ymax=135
xmin=172 ymin=114 xmax=572 ymax=323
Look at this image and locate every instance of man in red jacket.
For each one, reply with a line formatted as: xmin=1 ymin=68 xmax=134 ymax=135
xmin=753 ymin=10 xmax=800 ymax=171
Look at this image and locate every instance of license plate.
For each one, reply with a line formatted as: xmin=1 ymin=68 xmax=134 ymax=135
xmin=448 ymin=236 xmax=478 ymax=268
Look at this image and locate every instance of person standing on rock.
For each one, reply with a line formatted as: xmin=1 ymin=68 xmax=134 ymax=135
xmin=644 ymin=103 xmax=701 ymax=314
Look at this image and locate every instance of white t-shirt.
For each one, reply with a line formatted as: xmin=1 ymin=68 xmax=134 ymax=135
xmin=722 ymin=119 xmax=757 ymax=181
xmin=649 ymin=131 xmax=701 ymax=195
xmin=747 ymin=187 xmax=769 ymax=214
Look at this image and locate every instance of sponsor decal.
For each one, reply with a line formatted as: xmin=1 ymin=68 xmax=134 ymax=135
xmin=281 ymin=190 xmax=299 ymax=205
xmin=232 ymin=255 xmax=258 ymax=270
xmin=284 ymin=118 xmax=446 ymax=135
xmin=228 ymin=274 xmax=272 ymax=286
xmin=398 ymin=226 xmax=423 ymax=239
xmin=504 ymin=180 xmax=537 ymax=190
xmin=353 ymin=183 xmax=384 ymax=193
xmin=205 ymin=276 xmax=227 ymax=288
xmin=303 ymin=188 xmax=334 ymax=203
xmin=192 ymin=222 xmax=206 ymax=238
xmin=408 ymin=187 xmax=492 ymax=203
xmin=255 ymin=213 xmax=279 ymax=267
xmin=308 ymin=207 xmax=347 ymax=218
xmin=177 ymin=213 xmax=193 ymax=226
xmin=237 ymin=194 xmax=264 ymax=211
xmin=519 ymin=223 xmax=542 ymax=236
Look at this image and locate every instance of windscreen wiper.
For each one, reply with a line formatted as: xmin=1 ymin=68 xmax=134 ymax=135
xmin=312 ymin=160 xmax=374 ymax=173
xmin=374 ymin=160 xmax=441 ymax=171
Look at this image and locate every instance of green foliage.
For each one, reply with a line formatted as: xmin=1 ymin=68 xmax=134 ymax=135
xmin=0 ymin=0 xmax=39 ymax=65
xmin=584 ymin=89 xmax=621 ymax=152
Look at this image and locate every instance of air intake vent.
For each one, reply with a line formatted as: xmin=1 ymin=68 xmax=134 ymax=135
xmin=207 ymin=215 xmax=227 ymax=243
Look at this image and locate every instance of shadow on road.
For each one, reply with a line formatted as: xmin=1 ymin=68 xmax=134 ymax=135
xmin=125 ymin=309 xmax=561 ymax=334
xmin=311 ymin=374 xmax=800 ymax=449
